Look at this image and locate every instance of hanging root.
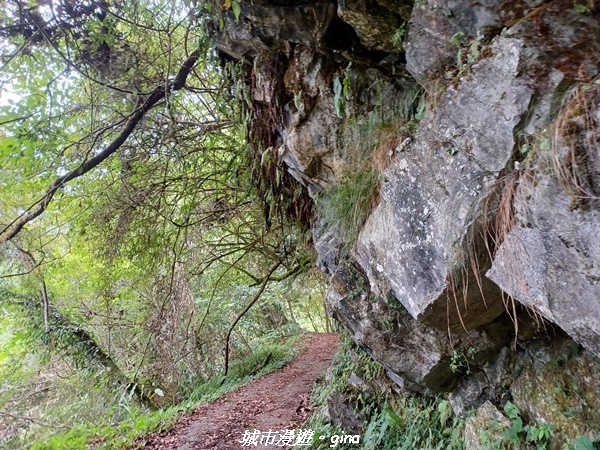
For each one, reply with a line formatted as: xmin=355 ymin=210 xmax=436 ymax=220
xmin=552 ymin=78 xmax=600 ymax=209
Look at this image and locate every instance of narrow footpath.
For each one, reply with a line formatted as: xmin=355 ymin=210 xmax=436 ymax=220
xmin=134 ymin=333 xmax=339 ymax=450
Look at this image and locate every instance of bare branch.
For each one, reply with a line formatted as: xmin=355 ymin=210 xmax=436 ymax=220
xmin=0 ymin=411 xmax=69 ymax=430
xmin=0 ymin=49 xmax=200 ymax=245
xmin=223 ymin=259 xmax=283 ymax=377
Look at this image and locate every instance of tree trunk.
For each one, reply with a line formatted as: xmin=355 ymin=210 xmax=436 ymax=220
xmin=12 ymin=247 xmax=156 ymax=409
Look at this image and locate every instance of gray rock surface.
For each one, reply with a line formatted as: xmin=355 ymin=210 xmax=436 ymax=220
xmin=488 ymin=161 xmax=600 ymax=356
xmin=464 ymin=401 xmax=511 ymax=450
xmin=405 ymin=0 xmax=545 ymax=84
xmin=509 ymin=335 xmax=600 ymax=443
xmin=327 ymin=262 xmax=509 ymax=392
xmin=356 ymin=37 xmax=532 ymax=333
xmin=212 ymin=0 xmax=600 ymax=424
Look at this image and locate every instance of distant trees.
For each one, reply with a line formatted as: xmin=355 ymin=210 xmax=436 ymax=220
xmin=0 ymin=0 xmax=322 ymax=423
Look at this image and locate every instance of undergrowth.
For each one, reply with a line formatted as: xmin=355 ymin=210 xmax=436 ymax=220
xmin=305 ymin=332 xmax=599 ymax=450
xmin=316 ymin=85 xmax=425 ymax=246
xmin=304 ymin=333 xmax=465 ymax=450
xmin=317 ymin=168 xmax=380 ymax=245
xmin=5 ymin=324 xmax=305 ymax=450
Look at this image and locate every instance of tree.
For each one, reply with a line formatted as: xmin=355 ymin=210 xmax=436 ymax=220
xmin=0 ymin=1 xmax=319 ymax=420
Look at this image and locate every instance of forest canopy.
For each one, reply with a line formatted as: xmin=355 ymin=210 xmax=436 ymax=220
xmin=0 ymin=1 xmax=325 ymax=446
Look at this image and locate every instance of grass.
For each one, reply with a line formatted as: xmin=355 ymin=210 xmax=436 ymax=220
xmin=304 ymin=333 xmax=465 ymax=450
xmin=314 ymin=77 xmax=424 ymax=247
xmin=7 ymin=324 xmax=306 ymax=450
xmin=305 ymin=334 xmax=596 ymax=450
xmin=552 ymin=78 xmax=600 ymax=209
xmin=317 ymin=168 xmax=381 ymax=244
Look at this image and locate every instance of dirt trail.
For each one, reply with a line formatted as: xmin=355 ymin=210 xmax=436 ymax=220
xmin=134 ymin=333 xmax=339 ymax=450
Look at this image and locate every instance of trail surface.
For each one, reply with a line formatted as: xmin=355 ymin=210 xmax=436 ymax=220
xmin=134 ymin=333 xmax=339 ymax=450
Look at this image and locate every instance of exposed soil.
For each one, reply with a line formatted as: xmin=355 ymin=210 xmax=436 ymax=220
xmin=133 ymin=332 xmax=339 ymax=450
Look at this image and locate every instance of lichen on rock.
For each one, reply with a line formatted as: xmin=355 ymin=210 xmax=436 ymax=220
xmin=209 ymin=0 xmax=600 ymax=440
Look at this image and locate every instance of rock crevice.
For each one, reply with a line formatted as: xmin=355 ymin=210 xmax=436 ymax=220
xmin=209 ymin=0 xmax=600 ymax=439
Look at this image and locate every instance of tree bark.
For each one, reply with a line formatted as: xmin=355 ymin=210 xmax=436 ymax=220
xmin=9 ymin=248 xmax=156 ymax=409
xmin=0 ymin=50 xmax=200 ymax=245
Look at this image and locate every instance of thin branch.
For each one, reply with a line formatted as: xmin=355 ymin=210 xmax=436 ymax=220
xmin=223 ymin=259 xmax=283 ymax=377
xmin=0 ymin=264 xmax=42 ymax=279
xmin=0 ymin=49 xmax=200 ymax=245
xmin=0 ymin=411 xmax=69 ymax=430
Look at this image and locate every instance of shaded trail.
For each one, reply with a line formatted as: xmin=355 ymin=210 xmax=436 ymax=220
xmin=135 ymin=333 xmax=339 ymax=450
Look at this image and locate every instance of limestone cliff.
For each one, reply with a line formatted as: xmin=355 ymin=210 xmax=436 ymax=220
xmin=209 ymin=0 xmax=600 ymax=442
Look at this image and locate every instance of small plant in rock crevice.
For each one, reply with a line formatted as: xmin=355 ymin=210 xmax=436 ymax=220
xmin=391 ymin=22 xmax=408 ymax=48
xmin=445 ymin=30 xmax=496 ymax=81
xmin=305 ymin=333 xmax=465 ymax=450
xmin=479 ymin=401 xmax=555 ymax=450
xmin=318 ymin=84 xmax=424 ymax=247
xmin=450 ymin=347 xmax=476 ymax=375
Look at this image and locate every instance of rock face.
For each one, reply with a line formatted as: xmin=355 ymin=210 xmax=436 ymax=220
xmin=487 ymin=82 xmax=600 ymax=355
xmin=488 ymin=169 xmax=600 ymax=356
xmin=210 ymin=0 xmax=600 ymax=436
xmin=509 ymin=334 xmax=600 ymax=444
xmin=357 ymin=35 xmax=533 ymax=333
xmin=327 ymin=261 xmax=512 ymax=392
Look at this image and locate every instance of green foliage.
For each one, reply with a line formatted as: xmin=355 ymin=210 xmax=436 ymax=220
xmin=450 ymin=32 xmax=469 ymax=49
xmin=317 ymin=167 xmax=381 ymax=244
xmin=316 ymin=82 xmax=423 ymax=246
xmin=334 ymin=75 xmax=346 ymax=119
xmin=305 ymin=333 xmax=465 ymax=450
xmin=4 ymin=325 xmax=304 ymax=449
xmin=573 ymin=3 xmax=592 ymax=13
xmin=0 ymin=1 xmax=327 ymax=447
xmin=571 ymin=435 xmax=596 ymax=450
xmin=391 ymin=23 xmax=408 ymax=48
xmin=450 ymin=347 xmax=476 ymax=375
xmin=479 ymin=401 xmax=556 ymax=450
xmin=445 ymin=31 xmax=489 ymax=80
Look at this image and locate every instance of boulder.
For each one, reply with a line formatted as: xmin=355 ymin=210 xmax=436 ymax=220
xmin=356 ymin=37 xmax=533 ymax=333
xmin=488 ymin=156 xmax=600 ymax=356
xmin=487 ymin=6 xmax=600 ymax=355
xmin=326 ymin=262 xmax=509 ymax=392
